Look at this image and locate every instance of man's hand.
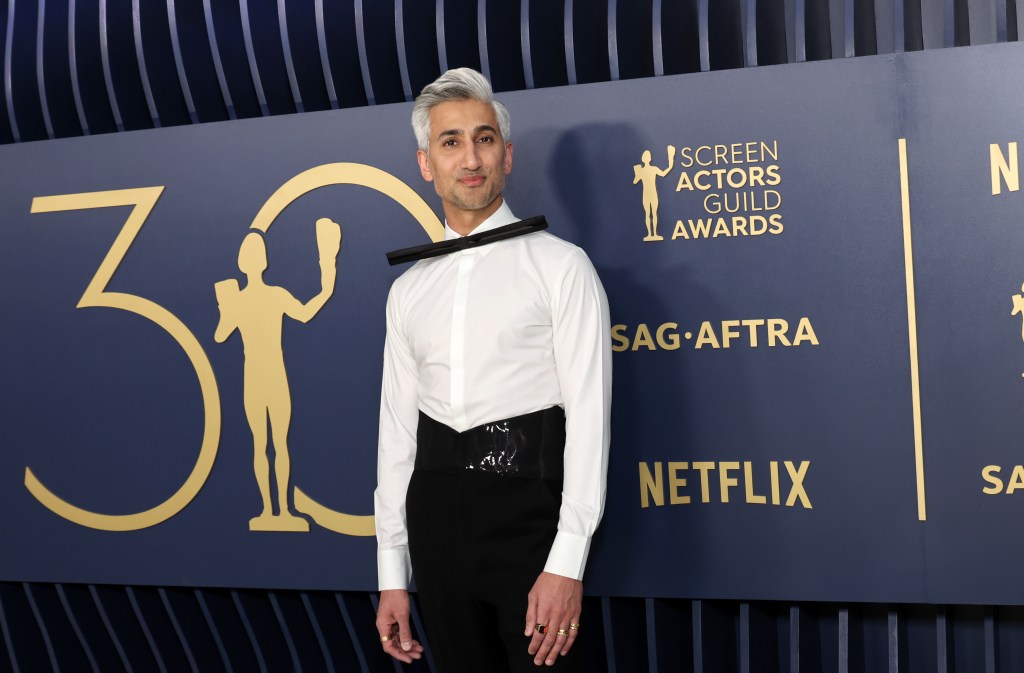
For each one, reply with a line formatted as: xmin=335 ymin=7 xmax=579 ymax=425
xmin=375 ymin=589 xmax=424 ymax=664
xmin=524 ymin=572 xmax=583 ymax=666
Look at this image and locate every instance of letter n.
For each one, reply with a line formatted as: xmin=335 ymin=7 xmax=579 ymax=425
xmin=991 ymin=143 xmax=1019 ymax=195
xmin=640 ymin=462 xmax=664 ymax=508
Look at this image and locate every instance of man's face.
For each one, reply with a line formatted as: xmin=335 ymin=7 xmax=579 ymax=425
xmin=417 ymin=99 xmax=513 ymax=219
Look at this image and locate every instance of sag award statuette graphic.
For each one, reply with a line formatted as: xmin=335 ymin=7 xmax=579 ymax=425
xmin=215 ymin=218 xmax=343 ymax=532
xmin=1013 ymin=282 xmax=1024 ymax=376
xmin=633 ymin=146 xmax=676 ymax=241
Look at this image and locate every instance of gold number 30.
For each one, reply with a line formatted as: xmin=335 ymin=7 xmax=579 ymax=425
xmin=26 ymin=165 xmax=444 ymax=534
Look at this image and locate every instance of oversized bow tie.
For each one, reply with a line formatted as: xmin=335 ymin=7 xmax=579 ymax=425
xmin=386 ymin=216 xmax=548 ymax=266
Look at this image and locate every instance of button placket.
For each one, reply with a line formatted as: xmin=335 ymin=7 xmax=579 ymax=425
xmin=449 ymin=250 xmax=476 ymax=430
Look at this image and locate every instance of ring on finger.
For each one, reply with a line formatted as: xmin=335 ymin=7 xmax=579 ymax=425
xmin=535 ymin=623 xmax=548 ymax=635
xmin=556 ymin=629 xmax=569 ymax=638
xmin=569 ymin=623 xmax=580 ymax=631
xmin=380 ymin=634 xmax=392 ymax=643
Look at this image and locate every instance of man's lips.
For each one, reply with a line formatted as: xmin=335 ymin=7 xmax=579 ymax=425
xmin=458 ymin=175 xmax=485 ymax=187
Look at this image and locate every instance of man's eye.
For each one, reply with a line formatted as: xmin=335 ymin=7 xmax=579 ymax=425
xmin=478 ymin=136 xmax=493 ymax=143
xmin=443 ymin=139 xmax=458 ymax=147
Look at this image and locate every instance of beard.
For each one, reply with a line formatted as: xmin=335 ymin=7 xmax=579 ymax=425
xmin=440 ymin=170 xmax=506 ymax=213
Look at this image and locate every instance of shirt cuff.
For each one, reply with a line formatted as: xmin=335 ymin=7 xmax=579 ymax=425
xmin=378 ymin=548 xmax=413 ymax=590
xmin=542 ymin=531 xmax=592 ymax=580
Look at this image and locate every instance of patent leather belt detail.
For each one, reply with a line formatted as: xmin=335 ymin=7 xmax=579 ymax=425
xmin=415 ymin=407 xmax=565 ymax=480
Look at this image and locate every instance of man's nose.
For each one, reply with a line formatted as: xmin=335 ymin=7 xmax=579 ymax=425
xmin=461 ymin=142 xmax=482 ymax=169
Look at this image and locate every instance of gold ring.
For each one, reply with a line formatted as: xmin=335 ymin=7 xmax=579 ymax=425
xmin=569 ymin=623 xmax=580 ymax=630
xmin=380 ymin=635 xmax=392 ymax=643
xmin=557 ymin=629 xmax=569 ymax=637
xmin=535 ymin=623 xmax=548 ymax=635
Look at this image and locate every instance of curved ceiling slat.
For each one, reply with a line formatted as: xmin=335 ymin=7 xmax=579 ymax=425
xmin=894 ymin=0 xmax=905 ymax=52
xmin=230 ymin=591 xmax=268 ymax=673
xmin=194 ymin=590 xmax=232 ymax=673
xmin=202 ymin=0 xmax=236 ymax=120
xmin=0 ymin=2 xmax=11 ymax=143
xmin=35 ymin=0 xmax=54 ymax=138
xmin=99 ymin=0 xmax=125 ymax=131
xmin=845 ymin=0 xmax=855 ymax=55
xmin=829 ymin=0 xmax=844 ymax=58
xmin=267 ymin=593 xmax=301 ymax=672
xmin=744 ymin=0 xmax=758 ymax=66
xmin=132 ymin=0 xmax=160 ymax=128
xmin=0 ymin=0 xmax=1017 ymax=144
xmin=478 ymin=0 xmax=490 ymax=81
xmin=157 ymin=588 xmax=198 ymax=671
xmin=54 ymin=584 xmax=100 ymax=672
xmin=652 ymin=0 xmax=664 ymax=75
xmin=353 ymin=0 xmax=375 ymax=105
xmin=795 ymin=0 xmax=806 ymax=62
xmin=393 ymin=0 xmax=412 ymax=101
xmin=167 ymin=0 xmax=198 ymax=123
xmin=334 ymin=593 xmax=371 ymax=673
xmin=520 ymin=0 xmax=533 ymax=88
xmin=3 ymin=0 xmax=18 ymax=142
xmin=944 ymin=0 xmax=954 ymax=47
xmin=436 ymin=0 xmax=448 ymax=72
xmin=608 ymin=0 xmax=620 ymax=81
xmin=698 ymin=0 xmax=710 ymax=71
xmin=315 ymin=0 xmax=339 ymax=107
xmin=68 ymin=0 xmax=89 ymax=134
xmin=316 ymin=0 xmax=340 ymax=108
xmin=239 ymin=0 xmax=269 ymax=116
xmin=564 ymin=0 xmax=576 ymax=85
xmin=276 ymin=0 xmax=304 ymax=113
xmin=88 ymin=585 xmax=132 ymax=671
xmin=784 ymin=0 xmax=796 ymax=62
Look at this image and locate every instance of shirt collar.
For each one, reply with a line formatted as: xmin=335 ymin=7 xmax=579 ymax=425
xmin=443 ymin=200 xmax=518 ymax=241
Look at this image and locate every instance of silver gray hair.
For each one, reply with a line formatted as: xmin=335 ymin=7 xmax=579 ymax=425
xmin=411 ymin=68 xmax=511 ymax=152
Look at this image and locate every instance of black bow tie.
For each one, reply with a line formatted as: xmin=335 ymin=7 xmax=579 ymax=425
xmin=386 ymin=216 xmax=548 ymax=266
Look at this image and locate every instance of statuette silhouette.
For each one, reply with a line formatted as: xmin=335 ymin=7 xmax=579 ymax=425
xmin=215 ymin=218 xmax=342 ymax=531
xmin=633 ymin=146 xmax=675 ymax=241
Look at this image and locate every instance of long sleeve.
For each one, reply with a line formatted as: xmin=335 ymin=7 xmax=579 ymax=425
xmin=374 ymin=284 xmax=421 ymax=590
xmin=543 ymin=249 xmax=612 ymax=580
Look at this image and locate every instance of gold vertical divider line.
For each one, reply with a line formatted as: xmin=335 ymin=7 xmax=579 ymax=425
xmin=899 ymin=138 xmax=927 ymax=521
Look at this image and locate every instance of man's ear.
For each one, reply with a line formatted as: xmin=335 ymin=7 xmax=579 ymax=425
xmin=417 ymin=150 xmax=433 ymax=182
xmin=503 ymin=142 xmax=514 ymax=175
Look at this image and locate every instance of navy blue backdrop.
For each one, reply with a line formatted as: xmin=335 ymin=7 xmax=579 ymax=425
xmin=2 ymin=42 xmax=1024 ymax=605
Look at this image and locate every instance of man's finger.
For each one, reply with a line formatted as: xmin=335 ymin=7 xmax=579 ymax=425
xmin=543 ymin=623 xmax=572 ymax=665
xmin=524 ymin=593 xmax=539 ymax=637
xmin=381 ymin=633 xmax=411 ymax=663
xmin=561 ymin=620 xmax=580 ymax=656
xmin=397 ymin=614 xmax=414 ymax=652
xmin=533 ymin=609 xmax=563 ymax=665
xmin=534 ymin=625 xmax=561 ymax=666
xmin=527 ymin=605 xmax=553 ymax=656
xmin=382 ymin=635 xmax=423 ymax=663
xmin=527 ymin=624 xmax=546 ymax=655
xmin=549 ymin=624 xmax=572 ymax=660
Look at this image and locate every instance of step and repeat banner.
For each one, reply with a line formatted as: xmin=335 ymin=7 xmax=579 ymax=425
xmin=2 ymin=43 xmax=1023 ymax=604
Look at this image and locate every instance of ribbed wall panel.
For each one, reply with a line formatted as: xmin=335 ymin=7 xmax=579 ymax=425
xmin=2 ymin=584 xmax=1024 ymax=671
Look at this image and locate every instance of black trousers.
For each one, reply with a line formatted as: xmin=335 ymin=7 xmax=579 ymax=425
xmin=407 ymin=411 xmax=583 ymax=673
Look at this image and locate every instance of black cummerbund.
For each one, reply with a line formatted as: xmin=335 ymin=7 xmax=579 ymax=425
xmin=415 ymin=407 xmax=565 ymax=480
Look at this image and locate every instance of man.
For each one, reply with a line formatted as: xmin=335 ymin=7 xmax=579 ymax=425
xmin=374 ymin=68 xmax=611 ymax=671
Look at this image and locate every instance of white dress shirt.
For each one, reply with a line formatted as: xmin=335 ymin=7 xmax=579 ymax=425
xmin=375 ymin=200 xmax=612 ymax=591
